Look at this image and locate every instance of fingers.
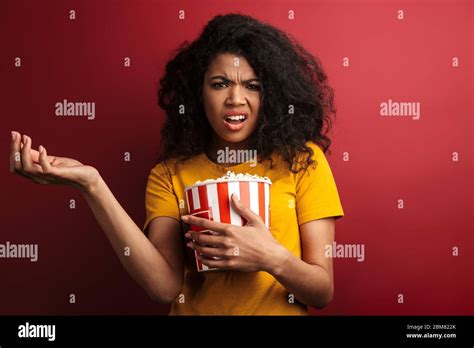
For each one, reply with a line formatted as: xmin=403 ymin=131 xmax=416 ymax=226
xmin=185 ymin=231 xmax=225 ymax=248
xmin=200 ymin=256 xmax=231 ymax=270
xmin=38 ymin=145 xmax=54 ymax=175
xmin=30 ymin=147 xmax=53 ymax=165
xmin=10 ymin=132 xmax=51 ymax=184
xmin=10 ymin=131 xmax=22 ymax=172
xmin=20 ymin=135 xmax=48 ymax=175
xmin=182 ymin=215 xmax=229 ymax=234
xmin=29 ymin=148 xmax=41 ymax=163
xmin=10 ymin=132 xmax=38 ymax=179
xmin=21 ymin=134 xmax=36 ymax=173
xmin=230 ymin=193 xmax=263 ymax=227
xmin=188 ymin=242 xmax=227 ymax=259
xmin=11 ymin=132 xmax=44 ymax=168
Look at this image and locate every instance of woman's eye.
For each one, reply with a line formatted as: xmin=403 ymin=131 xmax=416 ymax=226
xmin=247 ymin=84 xmax=261 ymax=91
xmin=211 ymin=82 xmax=260 ymax=90
xmin=212 ymin=82 xmax=228 ymax=89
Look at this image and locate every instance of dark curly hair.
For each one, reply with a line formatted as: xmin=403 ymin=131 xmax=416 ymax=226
xmin=157 ymin=13 xmax=337 ymax=174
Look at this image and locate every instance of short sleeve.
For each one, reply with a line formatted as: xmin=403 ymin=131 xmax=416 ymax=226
xmin=142 ymin=162 xmax=181 ymax=234
xmin=295 ymin=143 xmax=344 ymax=225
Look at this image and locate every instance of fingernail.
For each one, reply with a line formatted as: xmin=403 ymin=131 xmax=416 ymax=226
xmin=11 ymin=131 xmax=15 ymax=141
xmin=22 ymin=135 xmax=27 ymax=143
xmin=233 ymin=193 xmax=240 ymax=201
xmin=181 ymin=215 xmax=189 ymax=221
xmin=39 ymin=145 xmax=44 ymax=154
xmin=185 ymin=233 xmax=190 ymax=238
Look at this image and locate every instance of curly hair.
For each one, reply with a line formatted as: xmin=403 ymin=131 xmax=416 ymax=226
xmin=157 ymin=13 xmax=337 ymax=174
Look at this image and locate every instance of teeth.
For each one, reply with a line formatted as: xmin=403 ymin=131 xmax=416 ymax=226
xmin=226 ymin=115 xmax=246 ymax=121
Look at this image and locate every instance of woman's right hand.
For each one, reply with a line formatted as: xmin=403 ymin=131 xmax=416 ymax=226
xmin=9 ymin=131 xmax=100 ymax=192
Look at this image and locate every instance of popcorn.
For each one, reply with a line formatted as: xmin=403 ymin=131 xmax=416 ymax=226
xmin=184 ymin=170 xmax=272 ymax=272
xmin=192 ymin=170 xmax=272 ymax=186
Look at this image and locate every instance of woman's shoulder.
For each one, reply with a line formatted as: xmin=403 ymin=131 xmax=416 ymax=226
xmin=291 ymin=140 xmax=325 ymax=170
xmin=303 ymin=140 xmax=324 ymax=157
xmin=150 ymin=153 xmax=204 ymax=177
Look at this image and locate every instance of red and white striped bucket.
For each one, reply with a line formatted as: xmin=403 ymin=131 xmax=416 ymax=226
xmin=184 ymin=178 xmax=272 ymax=272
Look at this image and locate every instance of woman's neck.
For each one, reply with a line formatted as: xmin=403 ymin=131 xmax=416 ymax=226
xmin=206 ymin=136 xmax=252 ymax=166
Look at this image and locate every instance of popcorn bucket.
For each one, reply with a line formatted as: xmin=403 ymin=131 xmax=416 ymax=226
xmin=184 ymin=174 xmax=272 ymax=272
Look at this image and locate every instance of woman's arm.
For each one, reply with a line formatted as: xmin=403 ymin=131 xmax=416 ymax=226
xmin=83 ymin=177 xmax=184 ymax=304
xmin=267 ymin=218 xmax=335 ymax=309
xmin=9 ymin=131 xmax=184 ymax=304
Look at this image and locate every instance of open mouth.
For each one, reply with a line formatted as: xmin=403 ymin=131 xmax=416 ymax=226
xmin=224 ymin=114 xmax=247 ymax=124
xmin=223 ymin=113 xmax=248 ymax=131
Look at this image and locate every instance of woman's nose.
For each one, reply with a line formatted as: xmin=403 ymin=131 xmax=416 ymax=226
xmin=226 ymin=85 xmax=246 ymax=106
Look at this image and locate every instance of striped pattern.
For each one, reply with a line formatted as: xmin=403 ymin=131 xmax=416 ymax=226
xmin=185 ymin=180 xmax=271 ymax=272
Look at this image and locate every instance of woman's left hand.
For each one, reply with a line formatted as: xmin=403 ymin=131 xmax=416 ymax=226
xmin=182 ymin=193 xmax=286 ymax=273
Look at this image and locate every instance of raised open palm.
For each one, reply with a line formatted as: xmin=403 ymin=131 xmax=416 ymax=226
xmin=9 ymin=131 xmax=99 ymax=191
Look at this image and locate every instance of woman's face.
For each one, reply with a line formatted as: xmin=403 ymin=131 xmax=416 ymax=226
xmin=202 ymin=53 xmax=261 ymax=147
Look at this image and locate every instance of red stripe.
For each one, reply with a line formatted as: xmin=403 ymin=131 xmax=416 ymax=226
xmin=196 ymin=250 xmax=203 ymax=271
xmin=187 ymin=189 xmax=194 ymax=212
xmin=198 ymin=185 xmax=209 ymax=213
xmin=258 ymin=182 xmax=266 ymax=225
xmin=239 ymin=181 xmax=250 ymax=225
xmin=190 ymin=211 xmax=210 ymax=232
xmin=217 ymin=182 xmax=231 ymax=224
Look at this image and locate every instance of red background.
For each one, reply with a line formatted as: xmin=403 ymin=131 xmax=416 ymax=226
xmin=1 ymin=0 xmax=472 ymax=315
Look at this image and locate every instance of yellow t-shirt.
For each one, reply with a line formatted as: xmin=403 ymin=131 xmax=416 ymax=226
xmin=142 ymin=141 xmax=344 ymax=315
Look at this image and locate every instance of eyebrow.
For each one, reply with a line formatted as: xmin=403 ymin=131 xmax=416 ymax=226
xmin=210 ymin=75 xmax=260 ymax=84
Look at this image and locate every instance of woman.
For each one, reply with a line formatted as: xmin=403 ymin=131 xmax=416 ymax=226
xmin=9 ymin=13 xmax=344 ymax=315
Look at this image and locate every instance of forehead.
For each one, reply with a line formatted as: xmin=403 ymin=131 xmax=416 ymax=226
xmin=205 ymin=53 xmax=256 ymax=76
